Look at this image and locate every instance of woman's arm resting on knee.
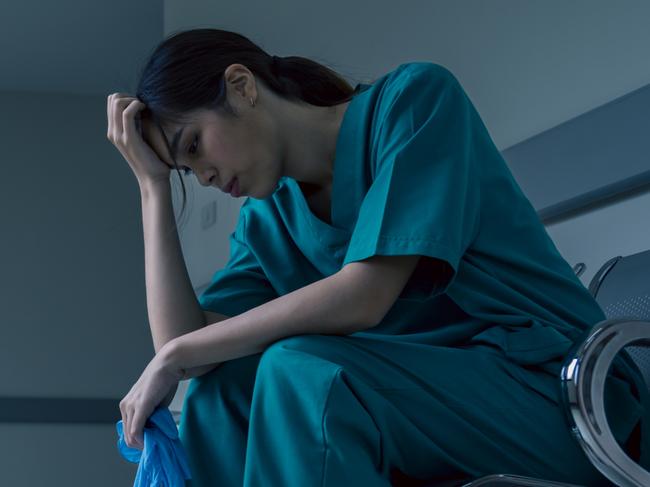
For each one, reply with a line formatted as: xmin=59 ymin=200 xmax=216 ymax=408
xmin=164 ymin=254 xmax=421 ymax=372
xmin=339 ymin=254 xmax=422 ymax=325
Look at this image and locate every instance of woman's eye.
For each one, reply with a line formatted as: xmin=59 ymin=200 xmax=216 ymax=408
xmin=188 ymin=135 xmax=199 ymax=155
xmin=179 ymin=135 xmax=198 ymax=175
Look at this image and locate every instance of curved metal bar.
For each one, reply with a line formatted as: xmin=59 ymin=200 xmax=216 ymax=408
xmin=561 ymin=318 xmax=650 ymax=487
xmin=572 ymin=262 xmax=586 ymax=278
xmin=587 ymin=256 xmax=621 ymax=297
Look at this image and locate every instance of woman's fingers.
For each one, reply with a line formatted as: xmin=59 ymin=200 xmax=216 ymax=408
xmin=130 ymin=407 xmax=144 ymax=449
xmin=125 ymin=409 xmax=131 ymax=447
xmin=119 ymin=399 xmax=134 ymax=448
xmin=122 ymin=99 xmax=144 ymax=146
xmin=112 ymin=97 xmax=134 ymax=140
xmin=107 ymin=93 xmax=135 ymax=141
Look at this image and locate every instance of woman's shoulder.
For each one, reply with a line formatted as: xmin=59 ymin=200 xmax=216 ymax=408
xmin=370 ymin=62 xmax=462 ymax=140
xmin=378 ymin=62 xmax=461 ymax=107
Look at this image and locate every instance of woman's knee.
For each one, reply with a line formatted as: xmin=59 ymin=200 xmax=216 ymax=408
xmin=183 ymin=352 xmax=263 ymax=408
xmin=261 ymin=334 xmax=342 ymax=363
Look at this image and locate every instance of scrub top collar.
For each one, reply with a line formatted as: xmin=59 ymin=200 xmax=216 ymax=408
xmin=279 ymin=82 xmax=373 ymax=244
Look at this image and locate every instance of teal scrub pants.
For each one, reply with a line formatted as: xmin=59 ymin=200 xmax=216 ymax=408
xmin=178 ymin=334 xmax=636 ymax=486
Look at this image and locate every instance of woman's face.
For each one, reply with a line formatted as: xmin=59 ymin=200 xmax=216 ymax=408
xmin=140 ymin=66 xmax=283 ymax=198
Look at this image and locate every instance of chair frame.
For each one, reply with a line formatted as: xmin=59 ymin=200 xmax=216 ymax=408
xmin=560 ymin=318 xmax=650 ymax=486
xmin=459 ymin=318 xmax=650 ymax=487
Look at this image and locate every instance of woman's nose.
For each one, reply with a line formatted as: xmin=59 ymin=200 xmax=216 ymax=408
xmin=199 ymin=173 xmax=214 ymax=187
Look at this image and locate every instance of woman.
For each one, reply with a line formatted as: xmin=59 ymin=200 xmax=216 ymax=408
xmin=108 ymin=28 xmax=647 ymax=486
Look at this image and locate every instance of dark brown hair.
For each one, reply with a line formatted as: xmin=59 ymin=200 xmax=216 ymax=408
xmin=134 ymin=28 xmax=358 ymax=227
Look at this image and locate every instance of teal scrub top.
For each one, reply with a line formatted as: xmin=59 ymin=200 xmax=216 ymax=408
xmin=198 ymin=62 xmax=645 ymax=444
xmin=199 ymin=60 xmax=603 ymax=361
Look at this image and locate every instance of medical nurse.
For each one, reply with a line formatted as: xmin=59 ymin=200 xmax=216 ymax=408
xmin=108 ymin=28 xmax=648 ymax=486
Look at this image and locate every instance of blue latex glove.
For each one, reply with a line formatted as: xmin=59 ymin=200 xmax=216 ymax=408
xmin=116 ymin=406 xmax=192 ymax=486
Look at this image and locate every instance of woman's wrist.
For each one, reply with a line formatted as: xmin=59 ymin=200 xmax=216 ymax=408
xmin=158 ymin=338 xmax=186 ymax=381
xmin=138 ymin=176 xmax=171 ymax=198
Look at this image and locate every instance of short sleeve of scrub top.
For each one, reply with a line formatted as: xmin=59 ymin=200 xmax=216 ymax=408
xmin=342 ymin=64 xmax=481 ymax=300
xmin=198 ymin=210 xmax=278 ymax=317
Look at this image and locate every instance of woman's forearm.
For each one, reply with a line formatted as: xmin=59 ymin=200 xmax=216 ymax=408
xmin=169 ymin=270 xmax=375 ymax=371
xmin=140 ymin=179 xmax=209 ymax=353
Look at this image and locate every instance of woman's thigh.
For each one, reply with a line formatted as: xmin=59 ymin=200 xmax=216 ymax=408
xmin=254 ymin=333 xmax=615 ymax=486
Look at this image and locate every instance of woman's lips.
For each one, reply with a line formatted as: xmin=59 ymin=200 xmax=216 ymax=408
xmin=231 ymin=177 xmax=240 ymax=197
xmin=224 ymin=177 xmax=235 ymax=193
